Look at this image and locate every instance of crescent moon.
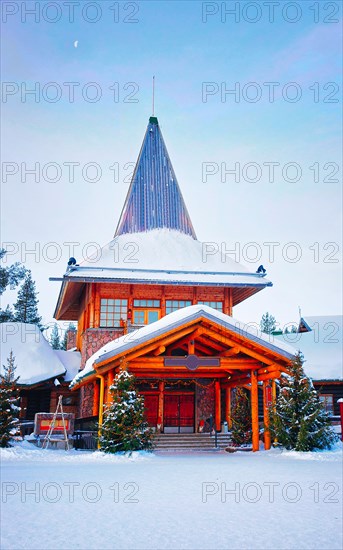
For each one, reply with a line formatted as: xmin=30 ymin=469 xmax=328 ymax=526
xmin=74 ymin=41 xmax=78 ymax=48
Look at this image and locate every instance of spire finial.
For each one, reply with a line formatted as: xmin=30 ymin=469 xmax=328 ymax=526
xmin=152 ymin=75 xmax=155 ymax=116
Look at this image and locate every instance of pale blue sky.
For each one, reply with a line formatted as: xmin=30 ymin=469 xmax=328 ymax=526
xmin=1 ymin=0 xmax=342 ymax=331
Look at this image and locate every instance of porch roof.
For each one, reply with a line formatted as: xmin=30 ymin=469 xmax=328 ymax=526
xmin=70 ymin=305 xmax=296 ymax=388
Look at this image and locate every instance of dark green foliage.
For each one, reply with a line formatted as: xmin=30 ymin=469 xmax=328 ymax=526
xmin=99 ymin=369 xmax=153 ymax=454
xmin=13 ymin=271 xmax=42 ymax=328
xmin=270 ymin=353 xmax=337 ymax=451
xmin=0 ymin=350 xmax=20 ymax=448
xmin=0 ymin=305 xmax=15 ymax=323
xmin=0 ymin=249 xmax=27 ymax=296
xmin=260 ymin=312 xmax=277 ymax=334
xmin=50 ymin=323 xmax=61 ymax=349
xmin=230 ymin=388 xmax=251 ymax=445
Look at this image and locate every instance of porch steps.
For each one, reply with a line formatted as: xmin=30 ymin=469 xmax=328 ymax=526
xmin=153 ymin=433 xmax=232 ymax=452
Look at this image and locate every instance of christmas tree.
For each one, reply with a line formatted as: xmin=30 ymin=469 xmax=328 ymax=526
xmin=50 ymin=323 xmax=61 ymax=349
xmin=0 ymin=350 xmax=20 ymax=448
xmin=270 ymin=352 xmax=337 ymax=451
xmin=13 ymin=271 xmax=42 ymax=328
xmin=99 ymin=368 xmax=153 ymax=453
xmin=230 ymin=387 xmax=251 ymax=446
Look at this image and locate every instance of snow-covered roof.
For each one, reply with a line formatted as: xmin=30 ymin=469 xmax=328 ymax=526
xmin=55 ymin=350 xmax=81 ymax=382
xmin=63 ymin=229 xmax=271 ymax=287
xmin=71 ymin=305 xmax=296 ymax=388
xmin=115 ymin=116 xmax=197 ymax=239
xmin=277 ymin=316 xmax=343 ymax=381
xmin=0 ymin=323 xmax=66 ymax=386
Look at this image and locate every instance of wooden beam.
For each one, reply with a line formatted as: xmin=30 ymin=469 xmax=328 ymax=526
xmin=225 ymin=387 xmax=232 ymax=428
xmin=153 ymin=346 xmax=166 ymax=356
xmin=263 ymin=381 xmax=271 ymax=451
xmin=158 ymin=380 xmax=164 ymax=431
xmin=202 ymin=327 xmax=280 ymax=367
xmin=92 ymin=380 xmax=99 ymax=417
xmin=221 ymin=347 xmax=240 ymax=357
xmin=215 ymin=380 xmax=221 ymax=431
xmin=251 ymin=370 xmax=259 ymax=452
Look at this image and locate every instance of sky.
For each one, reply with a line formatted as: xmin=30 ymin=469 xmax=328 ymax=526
xmin=1 ymin=0 xmax=342 ymax=333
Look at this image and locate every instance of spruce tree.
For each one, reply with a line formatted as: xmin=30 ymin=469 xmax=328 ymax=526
xmin=50 ymin=323 xmax=61 ymax=349
xmin=260 ymin=312 xmax=277 ymax=334
xmin=230 ymin=388 xmax=251 ymax=446
xmin=0 ymin=350 xmax=20 ymax=447
xmin=0 ymin=249 xmax=26 ymax=296
xmin=99 ymin=369 xmax=153 ymax=453
xmin=13 ymin=271 xmax=42 ymax=328
xmin=270 ymin=352 xmax=337 ymax=451
xmin=0 ymin=305 xmax=14 ymax=323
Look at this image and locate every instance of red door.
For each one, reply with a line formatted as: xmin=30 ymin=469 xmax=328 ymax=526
xmin=164 ymin=394 xmax=194 ymax=433
xmin=143 ymin=394 xmax=159 ymax=427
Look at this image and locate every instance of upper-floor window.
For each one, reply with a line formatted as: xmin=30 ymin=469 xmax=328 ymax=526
xmin=198 ymin=301 xmax=223 ymax=311
xmin=166 ymin=300 xmax=192 ymax=314
xmin=100 ymin=299 xmax=128 ymax=327
xmin=133 ymin=299 xmax=160 ymax=325
xmin=319 ymin=394 xmax=334 ymax=415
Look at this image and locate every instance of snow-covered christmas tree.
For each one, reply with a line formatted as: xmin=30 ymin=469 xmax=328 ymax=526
xmin=99 ymin=368 xmax=153 ymax=453
xmin=0 ymin=350 xmax=20 ymax=448
xmin=230 ymin=387 xmax=251 ymax=445
xmin=270 ymin=352 xmax=337 ymax=451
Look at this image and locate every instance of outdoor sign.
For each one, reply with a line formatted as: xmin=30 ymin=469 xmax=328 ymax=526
xmin=34 ymin=413 xmax=74 ymax=437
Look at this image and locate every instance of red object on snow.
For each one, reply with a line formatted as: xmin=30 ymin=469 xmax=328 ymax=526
xmin=338 ymin=399 xmax=343 ymax=441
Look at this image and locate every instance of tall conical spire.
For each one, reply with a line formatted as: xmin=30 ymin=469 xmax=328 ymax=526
xmin=115 ymin=117 xmax=197 ymax=239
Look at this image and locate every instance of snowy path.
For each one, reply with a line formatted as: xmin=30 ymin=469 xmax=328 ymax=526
xmin=1 ymin=444 xmax=342 ymax=550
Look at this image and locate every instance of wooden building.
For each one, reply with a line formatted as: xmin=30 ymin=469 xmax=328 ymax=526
xmin=51 ymin=116 xmax=296 ymax=451
xmin=0 ymin=323 xmax=80 ymax=427
xmin=297 ymin=316 xmax=342 ymax=422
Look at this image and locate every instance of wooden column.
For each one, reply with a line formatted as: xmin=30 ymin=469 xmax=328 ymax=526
xmin=225 ymin=387 xmax=232 ymax=428
xmin=107 ymin=371 xmax=115 ymax=405
xmin=97 ymin=374 xmax=105 ymax=448
xmin=271 ymin=378 xmax=277 ymax=445
xmin=94 ymin=285 xmax=100 ymax=328
xmin=93 ymin=380 xmax=99 ymax=417
xmin=158 ymin=381 xmax=165 ymax=432
xmin=215 ymin=380 xmax=221 ymax=432
xmin=251 ymin=370 xmax=259 ymax=452
xmin=263 ymin=381 xmax=271 ymax=450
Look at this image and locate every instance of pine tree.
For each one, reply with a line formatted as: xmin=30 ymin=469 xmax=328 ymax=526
xmin=260 ymin=312 xmax=277 ymax=334
xmin=0 ymin=305 xmax=14 ymax=323
xmin=270 ymin=352 xmax=337 ymax=451
xmin=99 ymin=368 xmax=153 ymax=453
xmin=50 ymin=323 xmax=61 ymax=349
xmin=0 ymin=249 xmax=27 ymax=296
xmin=13 ymin=271 xmax=42 ymax=328
xmin=230 ymin=388 xmax=251 ymax=446
xmin=0 ymin=350 xmax=20 ymax=448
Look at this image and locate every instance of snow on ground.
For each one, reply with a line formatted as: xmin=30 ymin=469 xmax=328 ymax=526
xmin=1 ymin=443 xmax=342 ymax=550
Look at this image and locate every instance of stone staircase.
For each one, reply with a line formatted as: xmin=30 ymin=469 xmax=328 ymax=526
xmin=153 ymin=433 xmax=232 ymax=452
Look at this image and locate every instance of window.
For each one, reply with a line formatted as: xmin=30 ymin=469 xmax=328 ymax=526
xmin=166 ymin=300 xmax=192 ymax=314
xmin=133 ymin=299 xmax=160 ymax=325
xmin=319 ymin=394 xmax=334 ymax=415
xmin=133 ymin=300 xmax=160 ymax=308
xmin=198 ymin=301 xmax=223 ymax=311
xmin=100 ymin=299 xmax=128 ymax=327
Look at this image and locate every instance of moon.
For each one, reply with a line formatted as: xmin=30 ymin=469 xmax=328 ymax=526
xmin=74 ymin=40 xmax=78 ymax=48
